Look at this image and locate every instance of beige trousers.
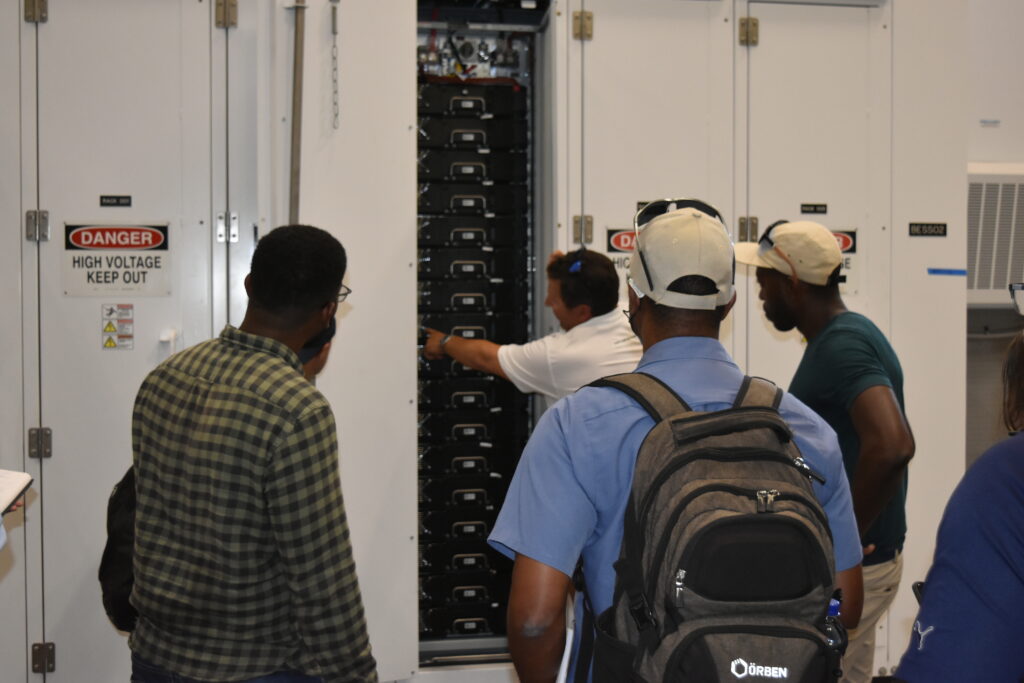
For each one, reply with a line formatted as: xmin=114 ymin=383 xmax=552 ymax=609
xmin=840 ymin=553 xmax=904 ymax=683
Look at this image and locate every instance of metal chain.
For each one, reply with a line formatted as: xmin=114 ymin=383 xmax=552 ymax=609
xmin=331 ymin=0 xmax=340 ymax=130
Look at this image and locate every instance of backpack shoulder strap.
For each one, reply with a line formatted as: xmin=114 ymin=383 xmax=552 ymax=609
xmin=733 ymin=375 xmax=783 ymax=409
xmin=589 ymin=372 xmax=691 ymax=422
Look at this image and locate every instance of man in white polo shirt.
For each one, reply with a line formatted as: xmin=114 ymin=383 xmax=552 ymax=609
xmin=423 ymin=249 xmax=642 ymax=410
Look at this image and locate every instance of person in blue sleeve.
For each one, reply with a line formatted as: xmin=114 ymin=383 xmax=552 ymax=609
xmin=488 ymin=204 xmax=864 ymax=683
xmin=896 ymin=331 xmax=1024 ymax=682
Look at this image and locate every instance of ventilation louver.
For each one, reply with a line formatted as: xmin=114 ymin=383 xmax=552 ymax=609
xmin=967 ymin=164 xmax=1024 ymax=306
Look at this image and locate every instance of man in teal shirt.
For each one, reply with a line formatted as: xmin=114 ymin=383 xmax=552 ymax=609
xmin=737 ymin=221 xmax=915 ymax=683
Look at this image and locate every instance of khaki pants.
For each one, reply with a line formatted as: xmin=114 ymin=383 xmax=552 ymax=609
xmin=840 ymin=553 xmax=903 ymax=683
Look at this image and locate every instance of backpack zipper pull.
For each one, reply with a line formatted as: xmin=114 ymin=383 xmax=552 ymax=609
xmin=674 ymin=569 xmax=687 ymax=606
xmin=793 ymin=456 xmax=826 ymax=484
xmin=756 ymin=489 xmax=779 ymax=512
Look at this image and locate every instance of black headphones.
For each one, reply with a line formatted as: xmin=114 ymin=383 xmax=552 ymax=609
xmin=631 ymin=198 xmax=727 ymax=291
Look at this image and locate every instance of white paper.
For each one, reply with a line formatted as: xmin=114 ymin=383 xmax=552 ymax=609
xmin=0 ymin=469 xmax=32 ymax=513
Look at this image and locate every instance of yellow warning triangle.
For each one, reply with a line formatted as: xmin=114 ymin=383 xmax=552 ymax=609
xmin=104 ymin=336 xmax=117 ymax=348
xmin=103 ymin=321 xmax=117 ymax=333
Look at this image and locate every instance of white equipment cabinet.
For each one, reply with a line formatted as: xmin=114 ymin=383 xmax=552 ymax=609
xmin=2 ymin=1 xmax=966 ymax=682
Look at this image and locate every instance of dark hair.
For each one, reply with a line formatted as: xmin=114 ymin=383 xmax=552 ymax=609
xmin=248 ymin=225 xmax=346 ymax=319
xmin=1003 ymin=331 xmax=1024 ymax=432
xmin=648 ymin=275 xmax=728 ymax=325
xmin=804 ymin=265 xmax=844 ymax=293
xmin=546 ymin=250 xmax=620 ymax=316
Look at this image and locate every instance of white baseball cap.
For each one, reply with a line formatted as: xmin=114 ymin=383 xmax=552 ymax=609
xmin=734 ymin=220 xmax=842 ymax=286
xmin=628 ymin=208 xmax=735 ymax=310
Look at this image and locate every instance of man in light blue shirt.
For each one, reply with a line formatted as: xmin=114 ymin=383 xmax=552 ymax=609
xmin=489 ymin=204 xmax=863 ymax=682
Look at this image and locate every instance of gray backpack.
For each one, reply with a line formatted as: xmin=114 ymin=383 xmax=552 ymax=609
xmin=577 ymin=373 xmax=845 ymax=683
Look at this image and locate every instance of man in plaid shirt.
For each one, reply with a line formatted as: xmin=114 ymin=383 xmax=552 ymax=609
xmin=129 ymin=225 xmax=377 ymax=683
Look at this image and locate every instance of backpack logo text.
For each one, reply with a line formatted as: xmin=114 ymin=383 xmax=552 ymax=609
xmin=731 ymin=658 xmax=789 ymax=679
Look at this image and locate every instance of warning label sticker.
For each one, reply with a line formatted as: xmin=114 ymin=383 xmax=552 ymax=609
xmin=101 ymin=303 xmax=134 ymax=350
xmin=64 ymin=225 xmax=171 ymax=296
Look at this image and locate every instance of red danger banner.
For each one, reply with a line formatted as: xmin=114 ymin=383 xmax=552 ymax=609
xmin=65 ymin=225 xmax=168 ymax=250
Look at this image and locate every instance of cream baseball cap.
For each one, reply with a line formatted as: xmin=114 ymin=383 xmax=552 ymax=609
xmin=734 ymin=220 xmax=843 ymax=286
xmin=628 ymin=208 xmax=735 ymax=310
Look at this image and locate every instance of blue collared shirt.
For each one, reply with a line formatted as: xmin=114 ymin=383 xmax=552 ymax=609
xmin=489 ymin=336 xmax=861 ymax=677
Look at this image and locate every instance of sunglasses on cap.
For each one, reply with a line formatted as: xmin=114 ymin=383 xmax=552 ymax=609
xmin=631 ymin=197 xmax=727 ymax=292
xmin=759 ymin=219 xmax=789 ymax=249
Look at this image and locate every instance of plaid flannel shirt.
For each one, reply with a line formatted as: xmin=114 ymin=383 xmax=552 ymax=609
xmin=129 ymin=325 xmax=377 ymax=683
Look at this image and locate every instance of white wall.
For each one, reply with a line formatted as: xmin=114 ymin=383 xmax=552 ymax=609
xmin=967 ymin=0 xmax=1024 ymax=163
xmin=887 ymin=0 xmax=969 ymax=670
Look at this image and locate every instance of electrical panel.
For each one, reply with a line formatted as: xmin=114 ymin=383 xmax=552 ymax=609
xmin=416 ymin=8 xmax=541 ymax=664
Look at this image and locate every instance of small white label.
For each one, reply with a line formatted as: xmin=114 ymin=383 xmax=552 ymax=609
xmin=461 ymin=133 xmax=474 ymax=141
xmin=464 ymin=589 xmax=477 ymax=598
xmin=461 ymin=461 xmax=474 ymax=469
xmin=464 ymin=427 xmax=477 ymax=434
xmin=464 ymin=622 xmax=478 ymax=630
xmin=462 ymin=297 xmax=475 ymax=304
xmin=464 ymin=331 xmax=477 ymax=338
xmin=464 ymin=492 xmax=477 ymax=500
xmin=460 ymin=100 xmax=473 ymax=108
xmin=460 ymin=232 xmax=474 ymax=240
xmin=462 ymin=199 xmax=475 ymax=207
xmin=461 ymin=264 xmax=474 ymax=272
xmin=460 ymin=166 xmax=475 ymax=174
xmin=463 ymin=396 xmax=477 ymax=403
xmin=464 ymin=557 xmax=477 ymax=565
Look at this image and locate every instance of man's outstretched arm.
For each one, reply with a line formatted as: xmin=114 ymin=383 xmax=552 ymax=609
xmin=422 ymin=327 xmax=507 ymax=379
xmin=507 ymin=554 xmax=572 ymax=683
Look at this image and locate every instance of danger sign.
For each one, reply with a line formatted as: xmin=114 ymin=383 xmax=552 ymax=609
xmin=607 ymin=229 xmax=636 ymax=253
xmin=64 ymin=224 xmax=171 ymax=297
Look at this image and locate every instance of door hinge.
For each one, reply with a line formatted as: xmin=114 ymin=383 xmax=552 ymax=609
xmin=572 ymin=11 xmax=593 ymax=40
xmin=31 ymin=642 xmax=55 ymax=673
xmin=25 ymin=210 xmax=50 ymax=242
xmin=24 ymin=0 xmax=47 ymax=23
xmin=738 ymin=216 xmax=759 ymax=242
xmin=215 ymin=0 xmax=238 ymax=29
xmin=739 ymin=17 xmax=759 ymax=46
xmin=572 ymin=215 xmax=594 ymax=244
xmin=28 ymin=427 xmax=52 ymax=459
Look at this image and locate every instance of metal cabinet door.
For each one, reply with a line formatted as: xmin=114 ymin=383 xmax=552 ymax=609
xmin=23 ymin=1 xmax=215 ymax=680
xmin=570 ymin=0 xmax=735 ymax=332
xmin=738 ymin=0 xmax=892 ymax=386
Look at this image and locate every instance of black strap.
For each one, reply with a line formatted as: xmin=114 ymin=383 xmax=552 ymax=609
xmin=733 ymin=375 xmax=782 ymax=409
xmin=573 ymin=588 xmax=596 ymax=683
xmin=589 ymin=372 xmax=691 ymax=422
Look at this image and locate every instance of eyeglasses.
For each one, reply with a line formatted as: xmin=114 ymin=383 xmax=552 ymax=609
xmin=626 ymin=274 xmax=645 ymax=300
xmin=336 ymin=284 xmax=352 ymax=304
xmin=631 ymin=197 xmax=726 ymax=291
xmin=759 ymin=219 xmax=789 ymax=249
xmin=1010 ymin=283 xmax=1024 ymax=315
